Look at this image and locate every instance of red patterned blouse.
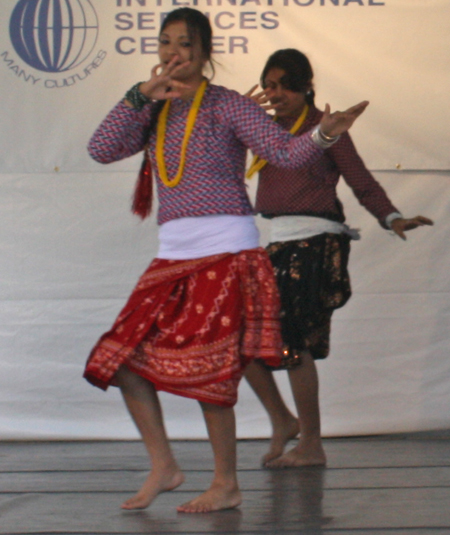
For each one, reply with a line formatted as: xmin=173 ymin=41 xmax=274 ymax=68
xmin=255 ymin=106 xmax=399 ymax=228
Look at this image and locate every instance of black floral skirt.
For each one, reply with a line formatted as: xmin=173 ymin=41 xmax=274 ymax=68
xmin=265 ymin=232 xmax=351 ymax=369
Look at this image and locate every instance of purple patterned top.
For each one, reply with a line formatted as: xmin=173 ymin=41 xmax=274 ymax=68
xmin=88 ymin=84 xmax=323 ymax=225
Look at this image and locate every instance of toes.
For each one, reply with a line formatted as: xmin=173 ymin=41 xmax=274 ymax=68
xmin=262 ymin=453 xmax=281 ymax=466
xmin=177 ymin=501 xmax=212 ymax=514
xmin=121 ymin=497 xmax=148 ymax=510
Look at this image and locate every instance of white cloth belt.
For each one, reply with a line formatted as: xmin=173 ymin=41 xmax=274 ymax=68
xmin=269 ymin=215 xmax=361 ymax=243
xmin=157 ymin=215 xmax=260 ymax=260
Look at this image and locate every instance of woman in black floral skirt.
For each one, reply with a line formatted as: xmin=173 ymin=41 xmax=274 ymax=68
xmin=245 ymin=49 xmax=433 ymax=467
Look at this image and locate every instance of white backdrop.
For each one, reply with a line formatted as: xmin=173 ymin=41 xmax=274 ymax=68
xmin=0 ymin=0 xmax=449 ymax=439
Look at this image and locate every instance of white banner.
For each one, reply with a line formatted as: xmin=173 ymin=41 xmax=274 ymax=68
xmin=0 ymin=0 xmax=448 ymax=439
xmin=1 ymin=0 xmax=449 ymax=173
xmin=0 ymin=170 xmax=447 ymax=439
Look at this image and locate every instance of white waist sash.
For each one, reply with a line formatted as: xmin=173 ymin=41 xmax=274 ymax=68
xmin=157 ymin=215 xmax=260 ymax=260
xmin=270 ymin=215 xmax=360 ymax=243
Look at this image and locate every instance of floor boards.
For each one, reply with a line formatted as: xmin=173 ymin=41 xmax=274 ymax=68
xmin=1 ymin=432 xmax=450 ymax=534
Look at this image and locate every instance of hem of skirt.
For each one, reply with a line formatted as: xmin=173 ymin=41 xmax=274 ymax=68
xmin=83 ymin=371 xmax=110 ymax=391
xmin=83 ymin=364 xmax=240 ymax=407
xmin=127 ymin=361 xmax=239 ymax=407
xmin=154 ymin=384 xmax=235 ymax=408
xmin=261 ymin=347 xmax=328 ymax=370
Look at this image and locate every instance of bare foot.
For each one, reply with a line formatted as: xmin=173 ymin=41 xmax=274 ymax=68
xmin=262 ymin=416 xmax=300 ymax=466
xmin=177 ymin=482 xmax=242 ymax=513
xmin=121 ymin=469 xmax=185 ymax=510
xmin=265 ymin=438 xmax=326 ymax=468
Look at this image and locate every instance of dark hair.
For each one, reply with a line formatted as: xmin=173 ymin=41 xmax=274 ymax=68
xmin=161 ymin=8 xmax=214 ymax=77
xmin=261 ymin=49 xmax=315 ymax=105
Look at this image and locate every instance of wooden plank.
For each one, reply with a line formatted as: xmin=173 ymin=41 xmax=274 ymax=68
xmin=2 ymin=436 xmax=450 ymax=472
xmin=2 ymin=466 xmax=450 ymax=493
xmin=1 ymin=487 xmax=450 ymax=533
xmin=1 ymin=434 xmax=450 ymax=534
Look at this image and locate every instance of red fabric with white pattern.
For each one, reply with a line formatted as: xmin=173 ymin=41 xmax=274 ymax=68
xmin=84 ymin=248 xmax=282 ymax=407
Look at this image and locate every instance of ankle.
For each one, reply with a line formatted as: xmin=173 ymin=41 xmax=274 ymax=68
xmin=272 ymin=412 xmax=297 ymax=429
xmin=299 ymin=431 xmax=322 ymax=442
xmin=151 ymin=459 xmax=181 ymax=474
xmin=211 ymin=474 xmax=239 ymax=491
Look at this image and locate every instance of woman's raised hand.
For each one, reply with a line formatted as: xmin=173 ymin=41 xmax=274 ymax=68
xmin=138 ymin=56 xmax=191 ymax=101
xmin=320 ymin=101 xmax=369 ymax=138
xmin=245 ymin=84 xmax=276 ymax=111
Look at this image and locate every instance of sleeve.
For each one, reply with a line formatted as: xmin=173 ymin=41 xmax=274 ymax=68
xmin=87 ymin=100 xmax=153 ymax=164
xmin=328 ymin=132 xmax=400 ymax=228
xmin=223 ymin=91 xmax=323 ymax=170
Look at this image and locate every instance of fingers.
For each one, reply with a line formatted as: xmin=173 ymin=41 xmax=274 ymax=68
xmin=255 ymin=90 xmax=273 ymax=103
xmin=412 ymin=215 xmax=434 ymax=226
xmin=344 ymin=100 xmax=369 ymax=116
xmin=403 ymin=216 xmax=434 ymax=230
xmin=253 ymin=88 xmax=273 ymax=104
xmin=144 ymin=57 xmax=191 ymax=100
xmin=323 ymin=101 xmax=368 ymax=123
xmin=245 ymin=84 xmax=259 ymax=98
xmin=169 ymin=59 xmax=191 ymax=77
xmin=392 ymin=225 xmax=407 ymax=240
xmin=169 ymin=79 xmax=191 ymax=91
xmin=151 ymin=63 xmax=161 ymax=77
xmin=163 ymin=79 xmax=191 ymax=99
xmin=392 ymin=215 xmax=433 ymax=240
xmin=151 ymin=57 xmax=190 ymax=80
xmin=245 ymin=86 xmax=276 ymax=111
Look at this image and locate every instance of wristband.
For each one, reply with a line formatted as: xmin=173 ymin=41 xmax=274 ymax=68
xmin=311 ymin=125 xmax=340 ymax=149
xmin=125 ymin=82 xmax=151 ymax=110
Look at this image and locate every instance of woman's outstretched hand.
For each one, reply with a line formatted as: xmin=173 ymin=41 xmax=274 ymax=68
xmin=320 ymin=101 xmax=369 ymax=137
xmin=390 ymin=216 xmax=434 ymax=240
xmin=131 ymin=56 xmax=192 ymax=102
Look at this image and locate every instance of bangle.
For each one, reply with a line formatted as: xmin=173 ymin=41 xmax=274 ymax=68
xmin=310 ymin=125 xmax=339 ymax=149
xmin=125 ymin=82 xmax=151 ymax=110
xmin=318 ymin=128 xmax=338 ymax=142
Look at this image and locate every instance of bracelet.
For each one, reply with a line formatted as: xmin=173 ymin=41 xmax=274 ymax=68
xmin=310 ymin=125 xmax=340 ymax=149
xmin=125 ymin=82 xmax=151 ymax=110
xmin=318 ymin=128 xmax=338 ymax=142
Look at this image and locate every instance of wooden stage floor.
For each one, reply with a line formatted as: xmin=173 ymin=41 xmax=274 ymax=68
xmin=1 ymin=432 xmax=450 ymax=534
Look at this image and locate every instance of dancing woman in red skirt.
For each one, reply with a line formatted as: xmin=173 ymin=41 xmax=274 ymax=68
xmin=84 ymin=7 xmax=368 ymax=513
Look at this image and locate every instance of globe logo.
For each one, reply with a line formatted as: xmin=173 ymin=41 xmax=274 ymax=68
xmin=9 ymin=0 xmax=99 ymax=73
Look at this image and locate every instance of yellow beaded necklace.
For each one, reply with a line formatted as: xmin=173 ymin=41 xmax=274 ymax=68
xmin=156 ymin=79 xmax=208 ymax=188
xmin=245 ymin=104 xmax=310 ymax=179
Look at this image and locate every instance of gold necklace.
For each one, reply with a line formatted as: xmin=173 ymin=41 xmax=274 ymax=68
xmin=246 ymin=104 xmax=310 ymax=179
xmin=156 ymin=79 xmax=208 ymax=188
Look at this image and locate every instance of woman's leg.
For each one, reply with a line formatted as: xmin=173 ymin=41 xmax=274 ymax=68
xmin=266 ymin=350 xmax=326 ymax=467
xmin=245 ymin=360 xmax=299 ymax=465
xmin=116 ymin=366 xmax=185 ymax=509
xmin=177 ymin=402 xmax=242 ymax=513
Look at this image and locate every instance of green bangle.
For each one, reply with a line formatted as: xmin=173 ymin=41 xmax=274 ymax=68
xmin=125 ymin=82 xmax=151 ymax=110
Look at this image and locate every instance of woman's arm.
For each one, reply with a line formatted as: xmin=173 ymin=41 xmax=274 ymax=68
xmin=87 ymin=101 xmax=152 ymax=164
xmin=229 ymin=90 xmax=368 ymax=170
xmin=331 ymin=133 xmax=433 ymax=234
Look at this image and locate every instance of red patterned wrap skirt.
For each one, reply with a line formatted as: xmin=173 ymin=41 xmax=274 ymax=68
xmin=84 ymin=248 xmax=282 ymax=407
